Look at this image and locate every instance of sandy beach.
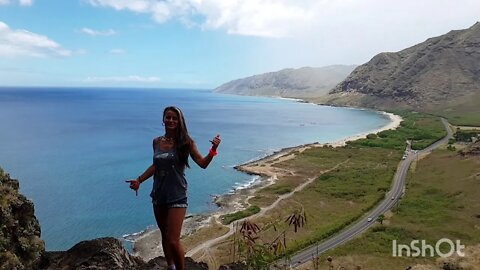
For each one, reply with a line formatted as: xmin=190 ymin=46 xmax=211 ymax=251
xmin=131 ymin=110 xmax=403 ymax=261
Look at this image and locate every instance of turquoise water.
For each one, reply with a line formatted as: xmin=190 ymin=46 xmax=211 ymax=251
xmin=0 ymin=87 xmax=390 ymax=250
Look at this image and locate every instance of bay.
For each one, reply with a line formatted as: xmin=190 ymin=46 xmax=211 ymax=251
xmin=0 ymin=87 xmax=390 ymax=250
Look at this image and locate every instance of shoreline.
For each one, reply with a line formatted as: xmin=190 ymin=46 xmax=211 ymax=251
xmin=131 ymin=110 xmax=403 ymax=261
xmin=234 ymin=110 xmax=401 ymax=188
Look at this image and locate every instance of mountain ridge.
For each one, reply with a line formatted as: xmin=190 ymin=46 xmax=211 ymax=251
xmin=214 ymin=65 xmax=356 ymax=99
xmin=321 ymin=22 xmax=480 ymax=125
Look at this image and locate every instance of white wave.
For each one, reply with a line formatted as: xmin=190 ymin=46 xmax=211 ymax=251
xmin=230 ymin=175 xmax=261 ymax=192
xmin=122 ymin=225 xmax=156 ymax=242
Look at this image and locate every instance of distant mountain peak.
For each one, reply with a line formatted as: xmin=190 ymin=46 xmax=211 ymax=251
xmin=215 ymin=65 xmax=356 ymax=99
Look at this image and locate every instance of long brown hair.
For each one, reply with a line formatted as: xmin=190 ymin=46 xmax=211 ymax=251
xmin=163 ymin=106 xmax=192 ymax=168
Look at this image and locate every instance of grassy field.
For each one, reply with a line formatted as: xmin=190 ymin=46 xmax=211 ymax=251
xmin=187 ymin=112 xmax=453 ymax=268
xmin=305 ymin=149 xmax=480 ymax=269
xmin=347 ymin=111 xmax=446 ymax=150
xmin=208 ymin=146 xmax=403 ymax=266
xmin=220 ymin=205 xmax=261 ymax=225
xmin=431 ymin=93 xmax=480 ymax=126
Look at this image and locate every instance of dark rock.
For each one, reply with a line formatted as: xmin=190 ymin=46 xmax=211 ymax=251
xmin=460 ymin=140 xmax=480 ymax=157
xmin=218 ymin=262 xmax=247 ymax=270
xmin=442 ymin=261 xmax=460 ymax=270
xmin=0 ymin=168 xmax=45 ymax=270
xmin=146 ymin=256 xmax=208 ymax=270
xmin=42 ymin=237 xmax=210 ymax=270
xmin=42 ymin=237 xmax=146 ymax=270
xmin=0 ymin=166 xmax=214 ymax=270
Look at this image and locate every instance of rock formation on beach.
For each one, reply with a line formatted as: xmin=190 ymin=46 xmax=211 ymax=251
xmin=214 ymin=65 xmax=356 ymax=99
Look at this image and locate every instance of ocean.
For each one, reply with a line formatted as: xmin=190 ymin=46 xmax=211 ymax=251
xmin=0 ymin=87 xmax=390 ymax=251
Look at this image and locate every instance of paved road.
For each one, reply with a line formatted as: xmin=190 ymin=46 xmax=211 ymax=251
xmin=277 ymin=118 xmax=453 ymax=269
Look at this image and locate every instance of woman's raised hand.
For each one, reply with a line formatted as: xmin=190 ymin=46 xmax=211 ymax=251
xmin=125 ymin=179 xmax=140 ymax=196
xmin=210 ymin=134 xmax=221 ymax=151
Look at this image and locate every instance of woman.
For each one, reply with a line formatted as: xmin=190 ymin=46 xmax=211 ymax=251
xmin=126 ymin=106 xmax=221 ymax=270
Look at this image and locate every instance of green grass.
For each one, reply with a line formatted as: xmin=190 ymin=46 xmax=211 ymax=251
xmin=454 ymin=129 xmax=480 ymax=142
xmin=347 ymin=111 xmax=446 ymax=150
xmin=430 ymin=94 xmax=480 ymax=126
xmin=230 ymin=112 xmax=451 ymax=263
xmin=220 ymin=205 xmax=261 ymax=225
xmin=249 ymin=147 xmax=360 ymax=208
xmin=444 ymin=112 xmax=480 ymax=126
xmin=263 ymin=184 xmax=292 ymax=195
xmin=207 ymin=112 xmax=455 ymax=267
xmin=318 ymin=149 xmax=480 ymax=269
xmin=247 ymin=147 xmax=402 ymax=258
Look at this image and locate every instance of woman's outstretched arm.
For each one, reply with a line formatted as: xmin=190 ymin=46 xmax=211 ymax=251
xmin=126 ymin=164 xmax=155 ymax=195
xmin=126 ymin=137 xmax=159 ymax=194
xmin=190 ymin=134 xmax=221 ymax=169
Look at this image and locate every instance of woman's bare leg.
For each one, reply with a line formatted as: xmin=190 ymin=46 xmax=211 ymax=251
xmin=153 ymin=204 xmax=174 ymax=266
xmin=165 ymin=207 xmax=186 ymax=270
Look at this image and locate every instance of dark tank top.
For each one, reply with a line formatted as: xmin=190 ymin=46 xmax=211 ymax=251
xmin=150 ymin=144 xmax=188 ymax=204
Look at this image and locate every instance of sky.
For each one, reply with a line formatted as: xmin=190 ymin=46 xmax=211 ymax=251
xmin=0 ymin=0 xmax=479 ymax=89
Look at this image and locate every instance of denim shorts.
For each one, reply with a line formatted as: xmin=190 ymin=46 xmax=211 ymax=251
xmin=153 ymin=197 xmax=188 ymax=208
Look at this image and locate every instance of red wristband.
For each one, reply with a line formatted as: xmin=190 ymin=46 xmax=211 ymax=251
xmin=209 ymin=148 xmax=218 ymax=157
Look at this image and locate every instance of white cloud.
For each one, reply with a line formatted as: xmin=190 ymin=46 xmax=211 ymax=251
xmin=87 ymin=0 xmax=314 ymax=38
xmin=81 ymin=27 xmax=117 ymax=36
xmin=19 ymin=0 xmax=33 ymax=6
xmin=0 ymin=0 xmax=33 ymax=5
xmin=0 ymin=21 xmax=71 ymax=58
xmin=75 ymin=49 xmax=88 ymax=55
xmin=84 ymin=75 xmax=160 ymax=83
xmin=109 ymin=48 xmax=126 ymax=54
xmin=87 ymin=0 xmax=480 ymax=41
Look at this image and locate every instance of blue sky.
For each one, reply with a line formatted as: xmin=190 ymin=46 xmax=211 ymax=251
xmin=0 ymin=0 xmax=479 ymax=89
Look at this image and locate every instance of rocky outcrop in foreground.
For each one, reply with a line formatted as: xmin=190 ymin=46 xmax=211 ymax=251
xmin=41 ymin=237 xmax=207 ymax=270
xmin=0 ymin=168 xmax=209 ymax=270
xmin=42 ymin=238 xmax=145 ymax=270
xmin=0 ymin=168 xmax=44 ymax=270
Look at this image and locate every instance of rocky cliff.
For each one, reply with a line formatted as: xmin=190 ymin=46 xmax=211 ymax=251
xmin=0 ymin=168 xmax=208 ymax=270
xmin=214 ymin=65 xmax=356 ymax=99
xmin=0 ymin=168 xmax=44 ymax=270
xmin=41 ymin=237 xmax=207 ymax=270
xmin=323 ymin=22 xmax=480 ymax=124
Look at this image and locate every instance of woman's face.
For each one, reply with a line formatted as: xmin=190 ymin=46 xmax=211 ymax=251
xmin=163 ymin=109 xmax=179 ymax=131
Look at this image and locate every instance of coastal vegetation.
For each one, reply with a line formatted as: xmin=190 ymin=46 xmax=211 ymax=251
xmin=220 ymin=206 xmax=261 ymax=225
xmin=185 ymin=112 xmax=455 ymax=268
xmin=454 ymin=129 xmax=480 ymax=142
xmin=303 ymin=148 xmax=480 ymax=269
xmin=430 ymin=96 xmax=480 ymax=126
xmin=186 ymin=21 xmax=480 ymax=268
xmin=204 ymin=145 xmax=402 ymax=267
xmin=346 ymin=111 xmax=446 ymax=150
